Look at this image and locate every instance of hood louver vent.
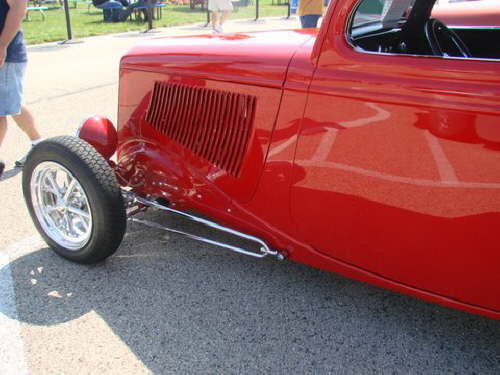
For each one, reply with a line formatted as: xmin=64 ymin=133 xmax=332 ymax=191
xmin=146 ymin=81 xmax=256 ymax=177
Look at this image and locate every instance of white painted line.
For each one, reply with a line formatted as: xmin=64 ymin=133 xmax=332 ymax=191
xmin=424 ymin=130 xmax=459 ymax=183
xmin=267 ymin=135 xmax=297 ymax=158
xmin=339 ymin=103 xmax=390 ymax=129
xmin=0 ymin=251 xmax=30 ymax=375
xmin=0 ymin=235 xmax=43 ymax=375
xmin=311 ymin=128 xmax=338 ymax=162
xmin=310 ymin=103 xmax=390 ymax=162
xmin=297 ymin=159 xmax=500 ymax=189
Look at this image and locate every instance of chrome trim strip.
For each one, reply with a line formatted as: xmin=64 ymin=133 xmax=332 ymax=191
xmin=130 ymin=195 xmax=285 ymax=260
xmin=349 ymin=39 xmax=500 ymax=63
xmin=450 ymin=26 xmax=500 ymax=30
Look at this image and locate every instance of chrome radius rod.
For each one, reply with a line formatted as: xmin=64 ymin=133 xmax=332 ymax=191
xmin=130 ymin=195 xmax=284 ymax=260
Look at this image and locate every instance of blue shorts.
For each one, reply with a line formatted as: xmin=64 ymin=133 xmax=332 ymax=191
xmin=300 ymin=15 xmax=321 ymax=28
xmin=0 ymin=62 xmax=27 ymax=117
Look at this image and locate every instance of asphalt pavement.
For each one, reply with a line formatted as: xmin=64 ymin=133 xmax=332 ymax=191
xmin=1 ymin=17 xmax=499 ymax=374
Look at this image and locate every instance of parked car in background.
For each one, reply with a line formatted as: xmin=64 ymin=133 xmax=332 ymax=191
xmin=433 ymin=0 xmax=500 ymax=26
xmin=23 ymin=0 xmax=500 ymax=320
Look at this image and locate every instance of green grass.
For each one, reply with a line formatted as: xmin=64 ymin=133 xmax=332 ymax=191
xmin=22 ymin=0 xmax=290 ymax=44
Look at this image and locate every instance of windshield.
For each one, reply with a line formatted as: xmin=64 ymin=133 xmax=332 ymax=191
xmin=352 ymin=0 xmax=417 ymax=28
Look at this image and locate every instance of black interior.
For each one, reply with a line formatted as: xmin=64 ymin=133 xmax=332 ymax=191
xmin=452 ymin=28 xmax=500 ymax=59
xmin=350 ymin=0 xmax=500 ymax=60
xmin=352 ymin=25 xmax=500 ymax=59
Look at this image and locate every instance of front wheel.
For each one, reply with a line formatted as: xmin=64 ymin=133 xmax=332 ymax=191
xmin=22 ymin=136 xmax=126 ymax=264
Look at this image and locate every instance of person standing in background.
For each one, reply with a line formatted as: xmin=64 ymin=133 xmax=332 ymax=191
xmin=92 ymin=0 xmax=129 ymax=22
xmin=208 ymin=0 xmax=233 ymax=33
xmin=0 ymin=0 xmax=43 ymax=178
xmin=298 ymin=0 xmax=323 ymax=28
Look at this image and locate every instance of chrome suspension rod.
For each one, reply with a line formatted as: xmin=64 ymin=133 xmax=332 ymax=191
xmin=129 ymin=195 xmax=285 ymax=260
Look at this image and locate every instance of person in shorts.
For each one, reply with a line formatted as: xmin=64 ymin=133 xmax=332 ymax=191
xmin=0 ymin=0 xmax=42 ymax=178
xmin=297 ymin=0 xmax=323 ymax=28
xmin=208 ymin=0 xmax=233 ymax=33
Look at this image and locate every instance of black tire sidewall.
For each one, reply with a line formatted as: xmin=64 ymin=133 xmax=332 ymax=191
xmin=22 ymin=137 xmax=126 ymax=264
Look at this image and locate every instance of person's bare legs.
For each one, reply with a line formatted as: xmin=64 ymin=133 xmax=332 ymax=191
xmin=11 ymin=106 xmax=42 ymax=167
xmin=12 ymin=106 xmax=41 ymax=142
xmin=220 ymin=10 xmax=230 ymax=27
xmin=0 ymin=117 xmax=7 ymax=176
xmin=0 ymin=116 xmax=7 ymax=148
xmin=211 ymin=11 xmax=219 ymax=30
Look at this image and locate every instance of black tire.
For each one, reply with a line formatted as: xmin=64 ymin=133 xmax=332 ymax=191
xmin=22 ymin=136 xmax=126 ymax=264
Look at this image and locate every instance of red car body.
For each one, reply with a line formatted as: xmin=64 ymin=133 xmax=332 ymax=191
xmin=85 ymin=0 xmax=500 ymax=319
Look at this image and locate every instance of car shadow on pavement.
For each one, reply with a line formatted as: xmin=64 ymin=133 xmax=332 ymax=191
xmin=2 ymin=210 xmax=500 ymax=373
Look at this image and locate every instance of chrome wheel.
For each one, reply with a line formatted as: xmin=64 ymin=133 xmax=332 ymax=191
xmin=30 ymin=161 xmax=93 ymax=251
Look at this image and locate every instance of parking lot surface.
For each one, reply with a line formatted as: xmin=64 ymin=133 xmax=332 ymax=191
xmin=1 ymin=18 xmax=499 ymax=374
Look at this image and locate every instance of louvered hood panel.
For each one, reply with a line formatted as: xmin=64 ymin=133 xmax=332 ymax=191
xmin=118 ymin=30 xmax=316 ymax=202
xmin=146 ymin=82 xmax=255 ymax=177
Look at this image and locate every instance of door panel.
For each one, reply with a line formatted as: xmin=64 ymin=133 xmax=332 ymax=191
xmin=291 ymin=36 xmax=500 ymax=311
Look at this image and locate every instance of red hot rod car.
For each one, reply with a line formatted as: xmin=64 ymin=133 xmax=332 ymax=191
xmin=23 ymin=0 xmax=500 ymax=319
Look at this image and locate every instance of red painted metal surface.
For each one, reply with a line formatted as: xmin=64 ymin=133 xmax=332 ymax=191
xmin=146 ymin=81 xmax=255 ymax=177
xmin=111 ymin=0 xmax=500 ymax=319
xmin=292 ymin=0 xmax=500 ymax=316
xmin=120 ymin=30 xmax=316 ymax=89
xmin=117 ymin=70 xmax=284 ymax=203
xmin=78 ymin=116 xmax=117 ymax=159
